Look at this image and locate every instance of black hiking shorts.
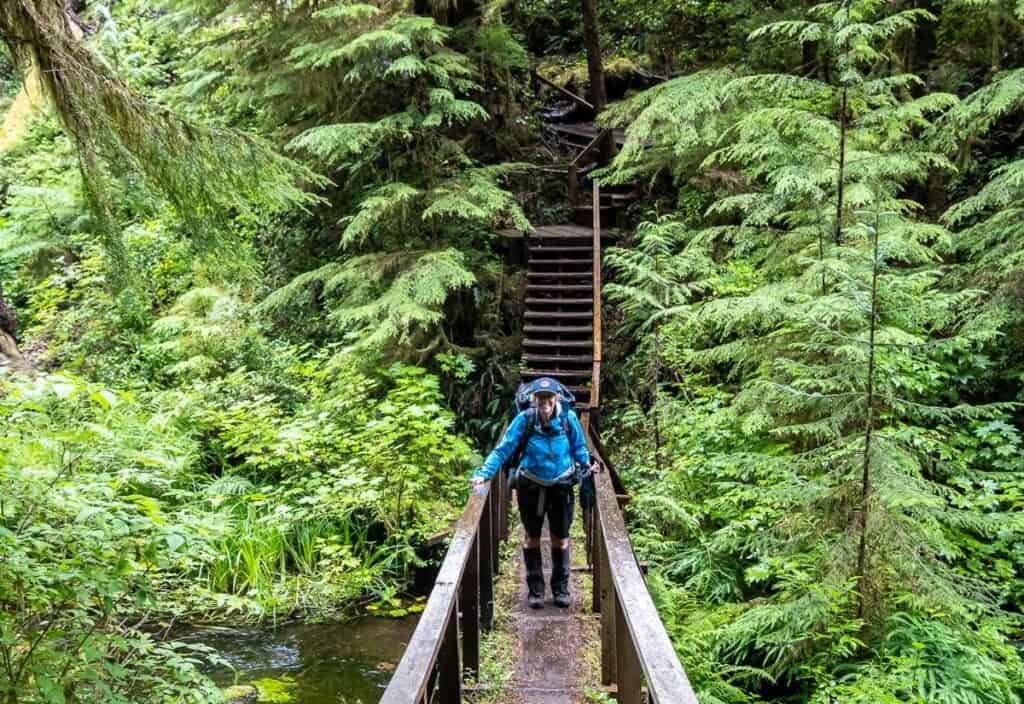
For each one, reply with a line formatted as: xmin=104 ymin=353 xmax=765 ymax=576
xmin=517 ymin=480 xmax=574 ymax=540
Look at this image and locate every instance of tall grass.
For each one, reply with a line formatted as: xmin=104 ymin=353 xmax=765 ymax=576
xmin=201 ymin=504 xmax=412 ymax=613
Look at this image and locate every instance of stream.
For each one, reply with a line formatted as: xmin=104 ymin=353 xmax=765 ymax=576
xmin=195 ymin=616 xmax=419 ymax=703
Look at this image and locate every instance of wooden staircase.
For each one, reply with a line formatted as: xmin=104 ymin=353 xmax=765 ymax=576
xmin=521 ymin=222 xmax=600 ymax=409
xmin=516 ymin=80 xmax=643 ymax=412
xmin=518 ymin=177 xmax=636 ymax=411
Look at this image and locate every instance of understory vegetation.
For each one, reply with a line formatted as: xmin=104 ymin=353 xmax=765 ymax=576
xmin=601 ymin=2 xmax=1024 ymax=703
xmin=1 ymin=0 xmax=1024 ymax=701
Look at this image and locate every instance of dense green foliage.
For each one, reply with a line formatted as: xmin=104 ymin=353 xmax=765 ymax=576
xmin=600 ymin=1 xmax=1024 ymax=702
xmin=2 ymin=0 xmax=1024 ymax=701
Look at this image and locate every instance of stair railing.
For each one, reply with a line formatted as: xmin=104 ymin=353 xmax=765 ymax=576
xmin=566 ymin=131 xmax=611 ymax=206
xmin=591 ymin=179 xmax=602 ymax=412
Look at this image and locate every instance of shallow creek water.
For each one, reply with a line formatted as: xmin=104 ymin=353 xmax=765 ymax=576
xmin=196 ymin=616 xmax=419 ymax=703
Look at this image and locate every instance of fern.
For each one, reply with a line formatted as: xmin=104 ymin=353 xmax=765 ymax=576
xmin=257 ymin=249 xmax=478 ymax=360
xmin=601 ymin=3 xmax=1024 ymax=700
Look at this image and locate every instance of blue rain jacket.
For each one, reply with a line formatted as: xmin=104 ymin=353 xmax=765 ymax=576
xmin=473 ymin=407 xmax=590 ymax=483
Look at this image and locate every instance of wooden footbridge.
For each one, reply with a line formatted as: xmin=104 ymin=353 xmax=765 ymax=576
xmin=380 ymin=103 xmax=698 ymax=700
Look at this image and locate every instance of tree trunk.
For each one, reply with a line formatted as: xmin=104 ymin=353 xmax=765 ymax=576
xmin=834 ymin=86 xmax=847 ymax=246
xmin=0 ymin=330 xmax=30 ymax=373
xmin=856 ymin=217 xmax=881 ymax=619
xmin=579 ymin=0 xmax=612 ymax=163
xmin=910 ymin=0 xmax=937 ymax=92
xmin=0 ymin=288 xmax=30 ymax=374
xmin=834 ymin=0 xmax=852 ymax=246
xmin=801 ymin=40 xmax=819 ymax=77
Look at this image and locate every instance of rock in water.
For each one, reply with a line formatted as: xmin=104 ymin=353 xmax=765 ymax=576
xmin=221 ymin=685 xmax=259 ymax=703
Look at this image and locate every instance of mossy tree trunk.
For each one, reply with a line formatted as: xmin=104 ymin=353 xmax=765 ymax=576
xmin=580 ymin=0 xmax=612 ymax=163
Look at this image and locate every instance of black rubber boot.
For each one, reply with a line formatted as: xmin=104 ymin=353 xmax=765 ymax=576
xmin=524 ymin=547 xmax=545 ymax=609
xmin=550 ymin=546 xmax=571 ymax=608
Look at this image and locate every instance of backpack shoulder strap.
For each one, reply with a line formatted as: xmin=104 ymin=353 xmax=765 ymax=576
xmin=520 ymin=408 xmax=536 ymax=447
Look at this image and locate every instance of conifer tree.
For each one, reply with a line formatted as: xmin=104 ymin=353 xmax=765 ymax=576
xmin=605 ymin=217 xmax=715 ymax=472
xmin=599 ymin=2 xmax=1024 ymax=699
xmin=164 ymin=0 xmax=529 ymax=355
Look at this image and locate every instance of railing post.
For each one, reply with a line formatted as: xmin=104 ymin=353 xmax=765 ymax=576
xmin=591 ymin=508 xmax=601 ymax=615
xmin=615 ymin=596 xmax=642 ymax=704
xmin=490 ymin=480 xmax=501 ymax=576
xmin=480 ymin=487 xmax=495 ymax=631
xmin=599 ymin=519 xmax=617 ymax=685
xmin=426 ymin=661 xmax=438 ymax=703
xmin=460 ymin=532 xmax=480 ymax=679
xmin=499 ymin=468 xmax=510 ymax=542
xmin=438 ymin=603 xmax=461 ymax=704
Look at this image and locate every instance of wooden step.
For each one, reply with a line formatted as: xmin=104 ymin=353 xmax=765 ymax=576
xmin=521 ymin=368 xmax=593 ymax=379
xmin=601 ymin=192 xmax=636 ymax=204
xmin=523 ymin=324 xmax=593 ymax=334
xmin=522 ymin=339 xmax=593 ymax=348
xmin=534 ymin=224 xmax=592 ymax=234
xmin=527 ymin=246 xmax=593 ymax=253
xmin=526 ymin=284 xmax=592 ymax=292
xmin=529 ymin=258 xmax=593 ymax=265
xmin=529 ymin=225 xmax=598 ymax=239
xmin=527 ymin=271 xmax=592 ymax=279
xmin=525 ymin=311 xmax=593 ymax=319
xmin=599 ymin=181 xmax=641 ymax=194
xmin=530 ymin=232 xmax=595 ymax=240
xmin=523 ymin=354 xmax=593 ymax=363
xmin=525 ymin=297 xmax=593 ymax=305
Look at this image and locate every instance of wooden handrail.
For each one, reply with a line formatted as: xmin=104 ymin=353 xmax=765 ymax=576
xmin=588 ymin=427 xmax=698 ymax=704
xmin=380 ymin=460 xmax=508 ymax=704
xmin=571 ymin=128 xmax=612 ymax=167
xmin=533 ymin=70 xmax=595 ymax=111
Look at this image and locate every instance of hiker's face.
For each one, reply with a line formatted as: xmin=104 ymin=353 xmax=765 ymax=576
xmin=535 ymin=394 xmax=556 ymax=422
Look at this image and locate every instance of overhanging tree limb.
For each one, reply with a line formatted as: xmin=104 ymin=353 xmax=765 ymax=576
xmin=0 ymin=0 xmax=323 ymax=274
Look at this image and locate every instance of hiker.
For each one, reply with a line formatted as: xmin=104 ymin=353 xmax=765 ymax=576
xmin=471 ymin=377 xmax=598 ymax=609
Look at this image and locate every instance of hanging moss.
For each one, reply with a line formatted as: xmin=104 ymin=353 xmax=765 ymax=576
xmin=0 ymin=0 xmax=323 ymax=279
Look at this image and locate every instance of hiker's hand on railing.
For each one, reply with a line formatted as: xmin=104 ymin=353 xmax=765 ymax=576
xmin=470 ymin=475 xmax=486 ymax=487
xmin=589 ymin=460 xmax=601 ymax=475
